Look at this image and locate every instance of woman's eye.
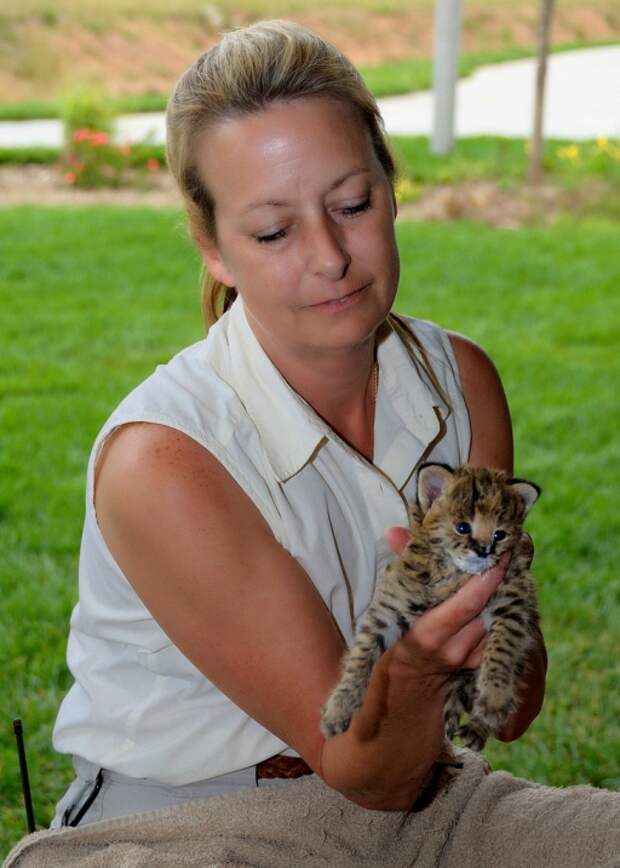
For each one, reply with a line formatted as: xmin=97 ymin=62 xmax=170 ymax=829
xmin=493 ymin=529 xmax=507 ymax=542
xmin=340 ymin=196 xmax=371 ymax=217
xmin=455 ymin=522 xmax=471 ymax=535
xmin=256 ymin=229 xmax=287 ymax=244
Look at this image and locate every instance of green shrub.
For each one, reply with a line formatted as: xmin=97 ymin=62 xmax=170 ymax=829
xmin=57 ymin=87 xmax=166 ymax=188
xmin=60 ymin=85 xmax=114 ymax=147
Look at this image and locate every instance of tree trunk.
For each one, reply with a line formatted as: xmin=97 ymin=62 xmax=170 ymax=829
xmin=528 ymin=0 xmax=555 ymax=183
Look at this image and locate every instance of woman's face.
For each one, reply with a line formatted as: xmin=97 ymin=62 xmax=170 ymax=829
xmin=196 ymin=97 xmax=400 ymax=360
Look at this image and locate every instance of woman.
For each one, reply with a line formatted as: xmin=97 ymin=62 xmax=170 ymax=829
xmin=38 ymin=19 xmax=618 ymax=865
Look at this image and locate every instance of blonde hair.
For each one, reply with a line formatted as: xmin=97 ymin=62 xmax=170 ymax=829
xmin=165 ymin=19 xmax=396 ymax=328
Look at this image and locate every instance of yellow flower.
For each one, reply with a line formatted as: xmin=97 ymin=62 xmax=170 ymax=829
xmin=395 ymin=177 xmax=419 ymax=203
xmin=557 ymin=144 xmax=580 ymax=161
xmin=596 ymin=137 xmax=610 ymax=151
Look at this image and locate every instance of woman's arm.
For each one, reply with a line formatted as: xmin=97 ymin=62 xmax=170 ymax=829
xmin=94 ymin=421 xmax=505 ymax=810
xmin=448 ymin=331 xmax=547 ymax=740
xmin=448 ymin=331 xmax=514 ymax=473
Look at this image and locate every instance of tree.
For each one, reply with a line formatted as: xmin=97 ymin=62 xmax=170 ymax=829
xmin=528 ymin=0 xmax=555 ymax=182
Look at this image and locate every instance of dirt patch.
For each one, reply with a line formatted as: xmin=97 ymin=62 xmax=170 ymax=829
xmin=0 ymin=163 xmax=182 ymax=207
xmin=2 ymin=164 xmax=612 ymax=228
xmin=397 ymin=180 xmax=613 ymax=228
xmin=0 ymin=3 xmax=618 ymax=102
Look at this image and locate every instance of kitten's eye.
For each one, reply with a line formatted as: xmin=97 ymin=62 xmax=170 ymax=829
xmin=455 ymin=522 xmax=471 ymax=535
xmin=493 ymin=529 xmax=507 ymax=542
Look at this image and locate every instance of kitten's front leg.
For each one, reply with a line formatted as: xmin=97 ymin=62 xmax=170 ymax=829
xmin=320 ymin=608 xmax=409 ymax=738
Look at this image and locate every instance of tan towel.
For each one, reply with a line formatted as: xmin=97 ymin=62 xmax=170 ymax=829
xmin=4 ymin=750 xmax=620 ymax=868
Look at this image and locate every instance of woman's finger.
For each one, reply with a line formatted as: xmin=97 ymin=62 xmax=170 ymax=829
xmin=520 ymin=531 xmax=534 ymax=568
xmin=384 ymin=526 xmax=411 ymax=555
xmin=395 ymin=615 xmax=487 ymax=673
xmin=461 ymin=631 xmax=488 ymax=670
xmin=436 ymin=617 xmax=488 ymax=668
xmin=412 ymin=553 xmax=509 ymax=650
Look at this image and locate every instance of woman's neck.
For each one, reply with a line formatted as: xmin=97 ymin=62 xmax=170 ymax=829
xmin=247 ymin=321 xmax=380 ymax=462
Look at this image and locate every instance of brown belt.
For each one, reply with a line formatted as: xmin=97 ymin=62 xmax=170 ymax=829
xmin=256 ymin=754 xmax=313 ymax=779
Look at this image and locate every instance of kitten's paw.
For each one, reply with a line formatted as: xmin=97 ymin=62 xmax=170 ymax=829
xmin=444 ymin=712 xmax=461 ymax=741
xmin=319 ymin=706 xmax=351 ymax=738
xmin=455 ymin=723 xmax=488 ymax=752
xmin=320 ymin=689 xmax=360 ymax=738
xmin=474 ymin=690 xmax=516 ymax=733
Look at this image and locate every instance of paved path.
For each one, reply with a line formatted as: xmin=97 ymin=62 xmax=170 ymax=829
xmin=380 ymin=44 xmax=620 ymax=139
xmin=1 ymin=45 xmax=618 ymax=147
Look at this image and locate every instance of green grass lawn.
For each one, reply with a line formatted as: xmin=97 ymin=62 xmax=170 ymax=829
xmin=1 ymin=206 xmax=619 ymax=858
xmin=390 ymin=135 xmax=620 ymax=189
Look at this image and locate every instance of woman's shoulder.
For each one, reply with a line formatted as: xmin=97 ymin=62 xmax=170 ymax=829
xmin=89 ymin=330 xmax=284 ymax=534
xmin=442 ymin=330 xmax=504 ymax=397
xmin=394 ymin=313 xmax=496 ymax=380
xmin=390 ymin=312 xmax=462 ymax=378
xmin=102 ymin=325 xmax=245 ymax=449
xmin=86 ymin=318 xmax=272 ymax=507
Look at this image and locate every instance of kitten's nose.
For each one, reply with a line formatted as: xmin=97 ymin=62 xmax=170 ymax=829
xmin=472 ymin=540 xmax=490 ymax=557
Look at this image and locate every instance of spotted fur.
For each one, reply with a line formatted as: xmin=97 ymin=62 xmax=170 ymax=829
xmin=320 ymin=463 xmax=541 ymax=751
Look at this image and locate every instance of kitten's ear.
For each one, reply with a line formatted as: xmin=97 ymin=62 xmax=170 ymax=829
xmin=509 ymin=479 xmax=541 ymax=514
xmin=417 ymin=463 xmax=454 ymax=512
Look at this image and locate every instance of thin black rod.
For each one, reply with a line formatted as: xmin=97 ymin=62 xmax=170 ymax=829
xmin=13 ymin=719 xmax=36 ymax=833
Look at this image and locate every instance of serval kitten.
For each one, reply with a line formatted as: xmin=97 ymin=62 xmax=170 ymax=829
xmin=321 ymin=463 xmax=541 ymax=751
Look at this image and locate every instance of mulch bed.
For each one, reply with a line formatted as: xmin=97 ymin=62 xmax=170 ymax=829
xmin=1 ymin=165 xmax=611 ymax=227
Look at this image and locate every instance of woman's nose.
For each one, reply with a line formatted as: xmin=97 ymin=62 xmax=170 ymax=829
xmin=308 ymin=218 xmax=351 ymax=280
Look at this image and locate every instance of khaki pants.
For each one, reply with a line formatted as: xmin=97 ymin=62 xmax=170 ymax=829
xmin=6 ymin=750 xmax=620 ymax=868
xmin=49 ymin=755 xmax=289 ymax=828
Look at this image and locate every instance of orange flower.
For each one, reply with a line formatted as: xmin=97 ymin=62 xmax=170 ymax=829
xmin=72 ymin=128 xmax=92 ymax=143
xmin=118 ymin=143 xmax=132 ymax=156
xmin=91 ymin=131 xmax=110 ymax=146
xmin=64 ymin=172 xmax=77 ymax=185
xmin=146 ymin=157 xmax=160 ymax=172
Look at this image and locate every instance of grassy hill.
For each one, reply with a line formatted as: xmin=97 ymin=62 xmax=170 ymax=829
xmin=0 ymin=0 xmax=618 ymax=106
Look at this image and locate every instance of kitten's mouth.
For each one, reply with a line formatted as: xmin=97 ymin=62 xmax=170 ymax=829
xmin=452 ymin=554 xmax=497 ymax=575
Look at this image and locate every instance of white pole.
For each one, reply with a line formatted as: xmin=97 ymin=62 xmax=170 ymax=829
xmin=431 ymin=0 xmax=462 ymax=154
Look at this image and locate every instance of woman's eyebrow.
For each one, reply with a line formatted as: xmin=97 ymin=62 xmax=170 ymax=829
xmin=240 ymin=168 xmax=371 ymax=214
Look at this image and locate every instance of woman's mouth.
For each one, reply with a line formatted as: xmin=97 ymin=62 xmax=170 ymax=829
xmin=307 ymin=284 xmax=369 ymax=311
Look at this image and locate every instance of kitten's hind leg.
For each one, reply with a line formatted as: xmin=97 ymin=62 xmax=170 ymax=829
xmin=458 ymin=616 xmax=528 ymax=750
xmin=444 ymin=670 xmax=476 ymax=741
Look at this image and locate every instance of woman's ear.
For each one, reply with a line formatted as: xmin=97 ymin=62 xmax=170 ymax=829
xmin=197 ymin=235 xmax=236 ymax=288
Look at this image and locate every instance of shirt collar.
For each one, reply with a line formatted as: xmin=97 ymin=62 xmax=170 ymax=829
xmin=225 ymin=299 xmax=329 ymax=481
xmin=374 ymin=316 xmax=450 ymax=490
xmin=222 ymin=300 xmax=450 ymax=485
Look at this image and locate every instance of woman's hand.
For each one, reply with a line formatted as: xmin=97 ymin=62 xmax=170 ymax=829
xmin=319 ymin=535 xmax=508 ymax=810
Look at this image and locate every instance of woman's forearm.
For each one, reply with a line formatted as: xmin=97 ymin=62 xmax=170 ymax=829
xmin=319 ymin=648 xmax=448 ymax=810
